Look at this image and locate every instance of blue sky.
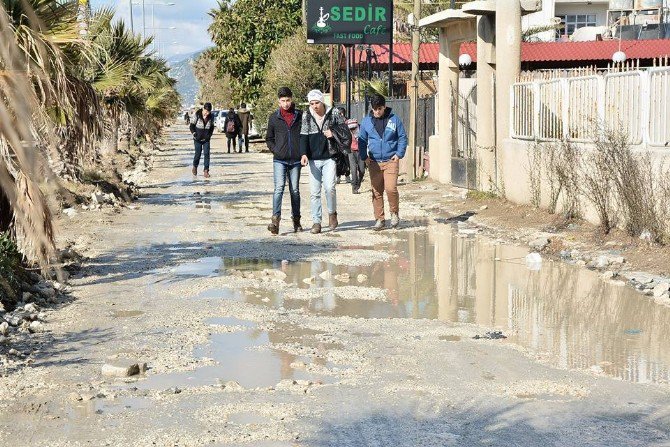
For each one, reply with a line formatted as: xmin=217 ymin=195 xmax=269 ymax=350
xmin=90 ymin=0 xmax=218 ymax=59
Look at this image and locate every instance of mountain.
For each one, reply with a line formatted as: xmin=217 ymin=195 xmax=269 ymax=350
xmin=169 ymin=51 xmax=201 ymax=108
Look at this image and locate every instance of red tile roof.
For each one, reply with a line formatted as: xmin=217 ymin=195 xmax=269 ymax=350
xmin=350 ymin=39 xmax=670 ymax=66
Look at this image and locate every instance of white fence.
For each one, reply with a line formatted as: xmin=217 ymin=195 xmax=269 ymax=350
xmin=511 ymin=67 xmax=670 ymax=147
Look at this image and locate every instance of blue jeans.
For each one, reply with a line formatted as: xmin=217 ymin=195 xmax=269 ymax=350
xmin=308 ymin=158 xmax=337 ymax=224
xmin=193 ymin=140 xmax=210 ymax=170
xmin=272 ymin=161 xmax=301 ymax=218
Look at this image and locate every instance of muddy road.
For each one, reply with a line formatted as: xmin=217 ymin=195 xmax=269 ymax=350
xmin=1 ymin=127 xmax=670 ymax=446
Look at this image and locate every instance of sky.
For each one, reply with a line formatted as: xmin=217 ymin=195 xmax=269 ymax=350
xmin=90 ymin=0 xmax=218 ymax=60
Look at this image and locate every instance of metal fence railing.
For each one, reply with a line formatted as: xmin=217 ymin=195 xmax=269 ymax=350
xmin=510 ymin=67 xmax=670 ymax=147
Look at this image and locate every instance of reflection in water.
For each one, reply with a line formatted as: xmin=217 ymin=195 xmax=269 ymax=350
xmin=225 ymin=227 xmax=670 ymax=385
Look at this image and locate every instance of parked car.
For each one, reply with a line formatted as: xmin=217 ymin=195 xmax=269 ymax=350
xmin=215 ymin=110 xmax=228 ymax=133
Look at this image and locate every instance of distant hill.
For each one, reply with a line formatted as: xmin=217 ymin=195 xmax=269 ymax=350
xmin=169 ymin=51 xmax=201 ymax=108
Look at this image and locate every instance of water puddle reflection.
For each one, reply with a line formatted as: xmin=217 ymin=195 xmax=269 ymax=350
xmin=215 ymin=228 xmax=670 ymax=385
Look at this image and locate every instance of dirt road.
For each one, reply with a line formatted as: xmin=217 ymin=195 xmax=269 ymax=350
xmin=1 ymin=127 xmax=670 ymax=446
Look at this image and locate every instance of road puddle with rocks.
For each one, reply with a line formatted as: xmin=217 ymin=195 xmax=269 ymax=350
xmin=137 ymin=317 xmax=336 ymax=391
xmin=168 ymin=226 xmax=670 ymax=385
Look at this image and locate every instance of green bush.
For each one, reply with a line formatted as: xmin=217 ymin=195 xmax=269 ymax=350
xmin=0 ymin=232 xmax=22 ymax=309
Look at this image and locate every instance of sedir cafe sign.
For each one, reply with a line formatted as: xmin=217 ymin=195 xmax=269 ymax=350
xmin=306 ymin=0 xmax=393 ymax=45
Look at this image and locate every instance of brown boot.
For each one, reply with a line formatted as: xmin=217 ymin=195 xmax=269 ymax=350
xmin=310 ymin=223 xmax=321 ymax=234
xmin=328 ymin=212 xmax=338 ymax=231
xmin=268 ymin=215 xmax=280 ymax=235
xmin=191 ymin=166 xmax=197 ymax=176
xmin=292 ymin=217 xmax=303 ymax=233
xmin=203 ymin=170 xmax=210 ymax=178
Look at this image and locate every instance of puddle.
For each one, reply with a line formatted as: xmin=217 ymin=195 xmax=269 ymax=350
xmin=111 ymin=310 xmax=144 ymax=318
xmin=217 ymin=228 xmax=670 ymax=385
xmin=171 ymin=257 xmax=222 ymax=277
xmin=138 ymin=318 xmax=335 ymax=391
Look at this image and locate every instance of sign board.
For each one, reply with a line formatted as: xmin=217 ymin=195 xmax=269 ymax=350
xmin=306 ymin=0 xmax=393 ymax=45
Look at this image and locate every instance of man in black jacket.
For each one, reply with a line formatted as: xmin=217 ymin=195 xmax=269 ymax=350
xmin=189 ymin=102 xmax=215 ymax=178
xmin=265 ymin=87 xmax=303 ymax=234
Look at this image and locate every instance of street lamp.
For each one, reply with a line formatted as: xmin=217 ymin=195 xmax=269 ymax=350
xmin=147 ymin=26 xmax=177 ymax=57
xmin=132 ymin=1 xmax=175 ymax=43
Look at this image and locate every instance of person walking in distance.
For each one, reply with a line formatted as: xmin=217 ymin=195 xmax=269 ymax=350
xmin=237 ymin=103 xmax=253 ymax=153
xmin=299 ymin=89 xmax=347 ymax=234
xmin=224 ymin=107 xmax=242 ymax=153
xmin=337 ymin=107 xmax=365 ymax=194
xmin=189 ymin=102 xmax=215 ymax=178
xmin=265 ymin=87 xmax=303 ymax=235
xmin=358 ymin=93 xmax=408 ymax=230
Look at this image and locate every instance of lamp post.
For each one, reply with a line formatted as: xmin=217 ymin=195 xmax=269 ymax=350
xmin=147 ymin=26 xmax=177 ymax=56
xmin=129 ymin=0 xmax=134 ymax=33
xmin=133 ymin=1 xmax=175 ymax=47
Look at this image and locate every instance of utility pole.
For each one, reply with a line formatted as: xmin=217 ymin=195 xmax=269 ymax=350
xmin=407 ymin=0 xmax=421 ymax=180
xmin=129 ymin=0 xmax=134 ymax=33
xmin=142 ymin=0 xmax=146 ymax=39
xmin=329 ymin=45 xmax=334 ymax=106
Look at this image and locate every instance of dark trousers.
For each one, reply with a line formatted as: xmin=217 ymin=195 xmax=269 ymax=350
xmin=193 ymin=140 xmax=210 ymax=170
xmin=226 ymin=133 xmax=237 ymax=152
xmin=348 ymin=150 xmax=366 ymax=189
xmin=238 ymin=132 xmax=249 ymax=152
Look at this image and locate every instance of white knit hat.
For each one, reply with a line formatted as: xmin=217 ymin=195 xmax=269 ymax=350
xmin=307 ymin=89 xmax=325 ymax=103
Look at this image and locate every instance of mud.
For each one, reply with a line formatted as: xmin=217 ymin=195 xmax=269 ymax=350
xmin=1 ymin=127 xmax=670 ymax=446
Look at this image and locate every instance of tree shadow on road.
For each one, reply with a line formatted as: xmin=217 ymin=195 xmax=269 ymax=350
xmin=302 ymin=402 xmax=670 ymax=447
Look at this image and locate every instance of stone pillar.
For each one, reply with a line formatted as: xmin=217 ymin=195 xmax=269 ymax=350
xmin=476 ymin=15 xmax=497 ymax=191
xmin=431 ymin=27 xmax=461 ymax=184
xmin=495 ymin=0 xmax=521 ymax=148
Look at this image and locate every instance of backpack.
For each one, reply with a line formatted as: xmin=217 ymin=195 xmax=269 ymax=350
xmin=226 ymin=117 xmax=236 ymax=133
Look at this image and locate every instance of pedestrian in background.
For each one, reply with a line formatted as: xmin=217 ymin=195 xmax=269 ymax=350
xmin=189 ymin=102 xmax=215 ymax=178
xmin=337 ymin=107 xmax=365 ymax=194
xmin=237 ymin=103 xmax=253 ymax=153
xmin=358 ymin=93 xmax=408 ymax=230
xmin=224 ymin=107 xmax=242 ymax=153
xmin=265 ymin=87 xmax=303 ymax=235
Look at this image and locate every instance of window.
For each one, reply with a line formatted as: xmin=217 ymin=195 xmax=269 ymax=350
xmin=556 ymin=14 xmax=597 ymax=38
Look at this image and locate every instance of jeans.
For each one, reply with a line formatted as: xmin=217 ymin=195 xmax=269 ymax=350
xmin=308 ymin=158 xmax=337 ymax=224
xmin=272 ymin=161 xmax=302 ymax=218
xmin=348 ymin=151 xmax=365 ymax=190
xmin=193 ymin=140 xmax=210 ymax=170
xmin=238 ymin=133 xmax=249 ymax=151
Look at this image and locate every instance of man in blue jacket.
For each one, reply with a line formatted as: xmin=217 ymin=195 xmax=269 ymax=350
xmin=358 ymin=93 xmax=408 ymax=230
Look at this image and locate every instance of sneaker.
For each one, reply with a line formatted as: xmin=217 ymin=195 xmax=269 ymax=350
xmin=345 ymin=175 xmax=351 ymax=183
xmin=373 ymin=219 xmax=385 ymax=231
xmin=310 ymin=223 xmax=321 ymax=234
xmin=192 ymin=166 xmax=197 ymax=176
xmin=352 ymin=187 xmax=360 ymax=194
xmin=390 ymin=212 xmax=400 ymax=228
xmin=203 ymin=170 xmax=210 ymax=178
xmin=336 ymin=177 xmax=342 ymax=184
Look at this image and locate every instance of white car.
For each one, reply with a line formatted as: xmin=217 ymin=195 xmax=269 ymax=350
xmin=215 ymin=111 xmax=228 ymax=133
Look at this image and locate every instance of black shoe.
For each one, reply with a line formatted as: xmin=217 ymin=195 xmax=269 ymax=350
xmin=292 ymin=217 xmax=303 ymax=233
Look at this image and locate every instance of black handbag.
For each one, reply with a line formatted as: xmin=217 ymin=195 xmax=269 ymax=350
xmin=327 ymin=120 xmax=352 ymax=155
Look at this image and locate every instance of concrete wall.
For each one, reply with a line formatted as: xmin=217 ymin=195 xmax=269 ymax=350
xmin=500 ymin=138 xmax=670 ymax=226
xmin=522 ymin=0 xmax=609 ymax=41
